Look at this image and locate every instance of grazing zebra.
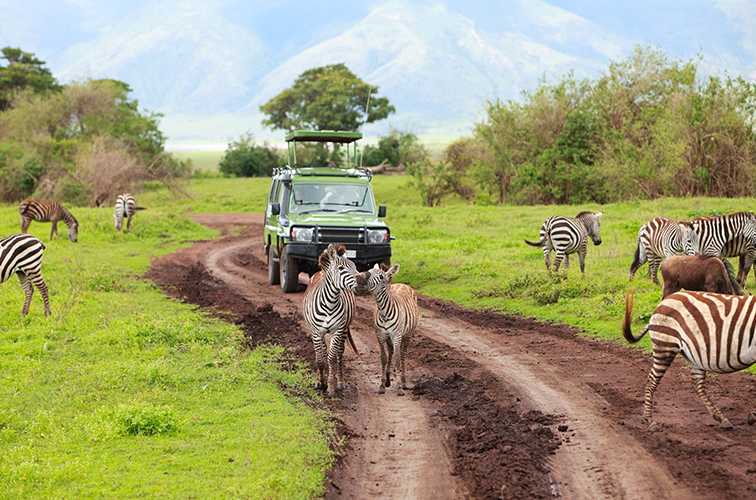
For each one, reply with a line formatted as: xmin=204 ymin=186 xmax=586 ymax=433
xmin=19 ymin=199 xmax=79 ymax=242
xmin=624 ymin=291 xmax=756 ymax=429
xmin=358 ymin=263 xmax=419 ymax=395
xmin=114 ymin=193 xmax=141 ymax=232
xmin=0 ymin=234 xmax=51 ymax=317
xmin=302 ymin=244 xmax=358 ymax=396
xmin=692 ymin=212 xmax=756 ymax=293
xmin=525 ymin=211 xmax=603 ymax=273
xmin=628 ymin=217 xmax=698 ymax=284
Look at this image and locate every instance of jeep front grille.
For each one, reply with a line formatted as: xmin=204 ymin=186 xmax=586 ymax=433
xmin=316 ymin=227 xmax=363 ymax=244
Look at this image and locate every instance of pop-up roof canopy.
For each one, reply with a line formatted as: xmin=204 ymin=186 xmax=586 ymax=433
xmin=285 ymin=130 xmax=362 ymax=143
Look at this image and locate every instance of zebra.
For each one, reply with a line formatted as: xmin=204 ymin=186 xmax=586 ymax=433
xmin=0 ymin=234 xmax=51 ymax=317
xmin=525 ymin=211 xmax=603 ymax=273
xmin=691 ymin=212 xmax=756 ymax=293
xmin=114 ymin=193 xmax=142 ymax=232
xmin=624 ymin=291 xmax=756 ymax=429
xmin=357 ymin=263 xmax=419 ymax=395
xmin=628 ymin=217 xmax=699 ymax=284
xmin=19 ymin=199 xmax=79 ymax=242
xmin=302 ymin=244 xmax=358 ymax=396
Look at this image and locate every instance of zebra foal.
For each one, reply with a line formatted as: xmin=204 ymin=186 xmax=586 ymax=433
xmin=525 ymin=211 xmax=603 ymax=273
xmin=628 ymin=217 xmax=698 ymax=284
xmin=302 ymin=244 xmax=358 ymax=396
xmin=357 ymin=263 xmax=419 ymax=395
xmin=0 ymin=234 xmax=51 ymax=316
xmin=624 ymin=291 xmax=756 ymax=429
xmin=114 ymin=193 xmax=144 ymax=232
xmin=19 ymin=199 xmax=79 ymax=242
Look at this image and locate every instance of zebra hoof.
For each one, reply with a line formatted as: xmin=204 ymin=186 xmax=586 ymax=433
xmin=747 ymin=412 xmax=756 ymax=425
xmin=647 ymin=421 xmax=660 ymax=432
xmin=378 ymin=385 xmax=385 ymax=394
xmin=397 ymin=389 xmax=405 ymax=397
xmin=719 ymin=419 xmax=734 ymax=430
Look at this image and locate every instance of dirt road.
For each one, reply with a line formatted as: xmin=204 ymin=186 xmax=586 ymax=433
xmin=149 ymin=214 xmax=756 ymax=499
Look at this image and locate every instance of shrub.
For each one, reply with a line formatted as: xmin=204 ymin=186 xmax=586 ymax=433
xmin=219 ymin=134 xmax=281 ymax=177
xmin=406 ymin=159 xmax=457 ymax=206
xmin=117 ymin=404 xmax=178 ymax=436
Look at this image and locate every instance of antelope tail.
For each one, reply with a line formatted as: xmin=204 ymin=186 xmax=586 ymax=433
xmin=623 ymin=292 xmax=649 ymax=343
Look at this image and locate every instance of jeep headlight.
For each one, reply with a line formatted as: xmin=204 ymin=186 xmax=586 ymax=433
xmin=366 ymin=229 xmax=389 ymax=244
xmin=291 ymin=227 xmax=314 ymax=242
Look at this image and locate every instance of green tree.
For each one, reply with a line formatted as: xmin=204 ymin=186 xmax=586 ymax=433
xmin=260 ymin=64 xmax=395 ymax=131
xmin=219 ymin=134 xmax=281 ymax=177
xmin=363 ymin=130 xmax=428 ymax=167
xmin=0 ymin=47 xmax=60 ymax=111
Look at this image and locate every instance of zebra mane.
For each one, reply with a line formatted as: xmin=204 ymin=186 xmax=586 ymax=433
xmin=318 ymin=244 xmax=347 ymax=269
xmin=575 ymin=211 xmax=597 ymax=219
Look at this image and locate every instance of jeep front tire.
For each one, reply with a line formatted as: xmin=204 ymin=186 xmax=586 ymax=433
xmin=268 ymin=246 xmax=280 ymax=285
xmin=280 ymin=246 xmax=299 ymax=293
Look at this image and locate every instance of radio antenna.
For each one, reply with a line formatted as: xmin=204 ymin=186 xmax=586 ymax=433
xmin=359 ymin=88 xmax=372 ymax=169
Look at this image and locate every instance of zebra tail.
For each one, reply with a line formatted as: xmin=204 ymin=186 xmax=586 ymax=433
xmin=134 ymin=206 xmax=147 ymax=211
xmin=524 ymin=238 xmax=545 ymax=247
xmin=346 ymin=328 xmax=359 ymax=355
xmin=623 ymin=292 xmax=649 ymax=343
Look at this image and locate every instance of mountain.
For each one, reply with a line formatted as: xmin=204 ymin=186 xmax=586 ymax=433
xmin=1 ymin=0 xmax=753 ymax=145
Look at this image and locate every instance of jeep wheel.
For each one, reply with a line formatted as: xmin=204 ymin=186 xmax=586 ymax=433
xmin=267 ymin=247 xmax=280 ymax=285
xmin=280 ymin=246 xmax=299 ymax=293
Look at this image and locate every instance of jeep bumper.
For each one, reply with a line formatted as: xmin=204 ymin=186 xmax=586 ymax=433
xmin=285 ymin=242 xmax=391 ymax=270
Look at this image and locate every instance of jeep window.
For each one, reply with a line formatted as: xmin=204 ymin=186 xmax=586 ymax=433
xmin=289 ymin=184 xmax=375 ymax=214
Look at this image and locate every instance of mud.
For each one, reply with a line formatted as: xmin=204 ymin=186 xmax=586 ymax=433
xmin=146 ymin=213 xmax=756 ymax=499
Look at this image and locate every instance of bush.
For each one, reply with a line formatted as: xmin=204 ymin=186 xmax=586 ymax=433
xmin=117 ymin=404 xmax=178 ymax=436
xmin=363 ymin=130 xmax=428 ymax=167
xmin=406 ymin=159 xmax=457 ymax=206
xmin=219 ymin=134 xmax=281 ymax=177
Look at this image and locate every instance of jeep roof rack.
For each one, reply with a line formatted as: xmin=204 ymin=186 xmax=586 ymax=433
xmin=272 ymin=166 xmax=373 ymax=181
xmin=285 ymin=130 xmax=362 ymax=144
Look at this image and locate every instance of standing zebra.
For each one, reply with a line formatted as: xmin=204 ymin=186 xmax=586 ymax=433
xmin=525 ymin=211 xmax=603 ymax=273
xmin=692 ymin=212 xmax=756 ymax=292
xmin=19 ymin=199 xmax=79 ymax=242
xmin=302 ymin=244 xmax=358 ymax=396
xmin=624 ymin=291 xmax=756 ymax=429
xmin=0 ymin=234 xmax=51 ymax=316
xmin=114 ymin=193 xmax=141 ymax=232
xmin=358 ymin=264 xmax=419 ymax=395
xmin=628 ymin=217 xmax=698 ymax=284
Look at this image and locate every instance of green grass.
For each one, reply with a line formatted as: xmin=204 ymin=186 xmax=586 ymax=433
xmin=0 ymin=204 xmax=332 ymax=497
xmin=173 ymin=150 xmax=225 ymax=172
xmin=151 ymin=176 xmax=756 ymax=362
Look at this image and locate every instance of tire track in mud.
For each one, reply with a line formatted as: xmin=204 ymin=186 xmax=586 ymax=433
xmin=149 ymin=213 xmax=756 ymax=499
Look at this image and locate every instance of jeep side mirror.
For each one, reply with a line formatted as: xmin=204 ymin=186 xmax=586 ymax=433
xmin=378 ymin=205 xmax=387 ymax=217
xmin=271 ymin=203 xmax=280 ymax=216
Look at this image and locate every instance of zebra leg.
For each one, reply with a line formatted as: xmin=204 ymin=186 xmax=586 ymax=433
xmin=400 ymin=336 xmax=409 ymax=391
xmin=378 ymin=335 xmax=389 ymax=394
xmin=643 ymin=350 xmax=676 ymax=427
xmin=564 ymin=254 xmax=570 ymax=270
xmin=17 ymin=272 xmax=33 ymax=316
xmin=126 ymin=215 xmax=133 ymax=233
xmin=578 ymin=249 xmax=587 ymax=274
xmin=385 ymin=340 xmax=394 ymax=388
xmin=327 ymin=333 xmax=346 ymax=396
xmin=691 ymin=368 xmax=733 ymax=429
xmin=543 ymin=247 xmax=551 ymax=272
xmin=649 ymin=257 xmax=662 ymax=285
xmin=553 ymin=251 xmax=564 ymax=272
xmin=312 ymin=334 xmax=327 ymax=391
xmin=392 ymin=336 xmax=405 ymax=396
xmin=28 ymin=272 xmax=50 ymax=317
xmin=20 ymin=216 xmax=31 ymax=233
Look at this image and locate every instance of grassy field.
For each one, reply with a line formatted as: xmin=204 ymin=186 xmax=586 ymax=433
xmin=0 ymin=202 xmax=332 ymax=497
xmin=145 ymin=175 xmax=756 ymax=359
xmin=173 ymin=150 xmax=224 ymax=172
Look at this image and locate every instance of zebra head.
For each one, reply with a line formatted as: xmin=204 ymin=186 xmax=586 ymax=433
xmin=577 ymin=211 xmax=603 ymax=246
xmin=358 ymin=263 xmax=400 ymax=295
xmin=678 ymin=222 xmax=699 ymax=255
xmin=68 ymin=221 xmax=79 ymax=243
xmin=319 ymin=244 xmax=357 ymax=291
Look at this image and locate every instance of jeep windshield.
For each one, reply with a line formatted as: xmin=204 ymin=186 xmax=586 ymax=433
xmin=289 ymin=183 xmax=375 ymax=215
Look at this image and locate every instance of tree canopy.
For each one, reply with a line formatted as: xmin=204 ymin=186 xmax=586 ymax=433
xmin=0 ymin=47 xmax=60 ymax=111
xmin=260 ymin=64 xmax=395 ymax=131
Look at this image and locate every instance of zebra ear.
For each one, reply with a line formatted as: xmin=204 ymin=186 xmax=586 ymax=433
xmin=373 ymin=263 xmax=380 ymax=271
xmin=386 ymin=264 xmax=400 ymax=279
xmin=595 ymin=212 xmax=603 ymax=218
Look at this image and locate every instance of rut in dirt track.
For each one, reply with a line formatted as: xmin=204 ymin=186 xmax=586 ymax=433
xmin=149 ymin=213 xmax=756 ymax=500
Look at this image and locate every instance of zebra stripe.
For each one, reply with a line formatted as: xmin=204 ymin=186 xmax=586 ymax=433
xmin=360 ymin=263 xmax=419 ymax=395
xmin=628 ymin=217 xmax=698 ymax=284
xmin=19 ymin=199 xmax=79 ymax=242
xmin=114 ymin=193 xmax=137 ymax=232
xmin=302 ymin=244 xmax=357 ymax=396
xmin=623 ymin=291 xmax=756 ymax=428
xmin=0 ymin=234 xmax=51 ymax=316
xmin=692 ymin=212 xmax=756 ymax=291
xmin=525 ymin=211 xmax=603 ymax=273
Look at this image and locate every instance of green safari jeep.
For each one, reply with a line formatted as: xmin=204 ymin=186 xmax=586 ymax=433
xmin=264 ymin=130 xmax=392 ymax=292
